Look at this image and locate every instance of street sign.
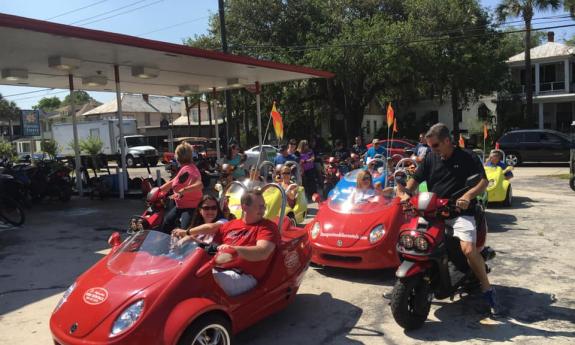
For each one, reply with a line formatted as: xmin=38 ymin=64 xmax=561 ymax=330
xmin=20 ymin=110 xmax=40 ymax=137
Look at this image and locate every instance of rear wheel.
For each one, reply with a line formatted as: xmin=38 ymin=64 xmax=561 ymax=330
xmin=178 ymin=314 xmax=231 ymax=345
xmin=505 ymin=153 xmax=520 ymax=167
xmin=570 ymin=176 xmax=575 ymax=192
xmin=390 ymin=274 xmax=432 ymax=330
xmin=126 ymin=155 xmax=136 ymax=168
xmin=0 ymin=197 xmax=25 ymax=226
xmin=503 ymin=185 xmax=513 ymax=206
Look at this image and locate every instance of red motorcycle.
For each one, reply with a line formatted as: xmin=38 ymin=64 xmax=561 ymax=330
xmin=390 ymin=174 xmax=496 ymax=330
xmin=128 ymin=187 xmax=170 ymax=234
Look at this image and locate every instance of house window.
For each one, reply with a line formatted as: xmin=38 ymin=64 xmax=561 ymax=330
xmin=429 ymin=110 xmax=438 ymax=123
xmin=365 ymin=120 xmax=371 ymax=134
xmin=145 ymin=113 xmax=151 ymax=126
xmin=89 ymin=128 xmax=100 ymax=139
xmin=373 ymin=120 xmax=377 ymax=131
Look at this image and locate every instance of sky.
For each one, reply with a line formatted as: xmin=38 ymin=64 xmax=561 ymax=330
xmin=1 ymin=0 xmax=574 ymax=110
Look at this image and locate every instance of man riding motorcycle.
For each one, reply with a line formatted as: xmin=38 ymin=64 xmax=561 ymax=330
xmin=397 ymin=123 xmax=502 ymax=317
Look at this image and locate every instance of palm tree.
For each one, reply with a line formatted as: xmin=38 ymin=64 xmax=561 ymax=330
xmin=496 ymin=0 xmax=561 ymax=124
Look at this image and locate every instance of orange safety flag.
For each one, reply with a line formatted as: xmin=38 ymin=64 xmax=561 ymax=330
xmin=393 ymin=119 xmax=398 ymax=133
xmin=386 ymin=102 xmax=395 ymax=128
xmin=483 ymin=123 xmax=488 ymax=140
xmin=270 ymin=101 xmax=284 ymax=140
xmin=458 ymin=134 xmax=465 ymax=148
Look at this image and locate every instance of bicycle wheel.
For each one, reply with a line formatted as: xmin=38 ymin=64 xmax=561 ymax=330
xmin=0 ymin=197 xmax=25 ymax=226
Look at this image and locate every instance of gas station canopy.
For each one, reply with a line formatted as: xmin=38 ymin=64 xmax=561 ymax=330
xmin=0 ymin=13 xmax=333 ymax=95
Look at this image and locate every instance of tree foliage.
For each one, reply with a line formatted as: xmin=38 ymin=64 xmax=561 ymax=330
xmin=186 ymin=0 xmax=512 ymax=144
xmin=33 ymin=97 xmax=62 ymax=111
xmin=62 ymin=91 xmax=94 ymax=106
xmin=0 ymin=94 xmax=20 ymax=122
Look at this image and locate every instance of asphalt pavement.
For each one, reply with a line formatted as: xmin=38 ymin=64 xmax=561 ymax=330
xmin=0 ymin=165 xmax=574 ymax=344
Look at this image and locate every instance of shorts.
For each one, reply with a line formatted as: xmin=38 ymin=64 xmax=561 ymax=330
xmin=213 ymin=269 xmax=257 ymax=297
xmin=445 ymin=215 xmax=476 ymax=243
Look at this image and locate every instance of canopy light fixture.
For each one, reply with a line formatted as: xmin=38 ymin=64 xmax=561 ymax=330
xmin=1 ymin=68 xmax=28 ymax=81
xmin=48 ymin=56 xmax=81 ymax=71
xmin=178 ymin=84 xmax=199 ymax=94
xmin=131 ymin=66 xmax=159 ymax=79
xmin=82 ymin=75 xmax=107 ymax=87
xmin=226 ymin=77 xmax=240 ymax=86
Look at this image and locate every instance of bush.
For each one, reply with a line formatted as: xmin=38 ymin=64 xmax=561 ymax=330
xmin=79 ymin=136 xmax=104 ymax=155
xmin=0 ymin=139 xmax=15 ymax=160
xmin=41 ymin=139 xmax=60 ymax=158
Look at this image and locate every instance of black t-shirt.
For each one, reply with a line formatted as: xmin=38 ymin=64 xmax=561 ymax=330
xmin=413 ymin=147 xmax=486 ymax=214
xmin=333 ymin=147 xmax=349 ymax=160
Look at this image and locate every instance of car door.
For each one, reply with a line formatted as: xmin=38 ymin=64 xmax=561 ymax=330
xmin=522 ymin=132 xmax=542 ymax=161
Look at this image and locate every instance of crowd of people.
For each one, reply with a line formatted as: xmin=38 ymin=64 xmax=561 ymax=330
xmin=158 ymin=124 xmax=506 ymax=313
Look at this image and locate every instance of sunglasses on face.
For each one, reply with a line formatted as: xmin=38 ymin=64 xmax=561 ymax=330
xmin=362 ymin=176 xmax=372 ymax=181
xmin=200 ymin=205 xmax=218 ymax=211
xmin=282 ymin=172 xmax=291 ymax=175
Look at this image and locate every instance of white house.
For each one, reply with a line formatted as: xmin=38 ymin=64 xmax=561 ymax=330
xmin=507 ymin=31 xmax=574 ymax=132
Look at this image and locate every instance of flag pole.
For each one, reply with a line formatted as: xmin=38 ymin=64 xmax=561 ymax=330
xmin=483 ymin=123 xmax=487 ymax=163
xmin=263 ymin=114 xmax=272 ymax=145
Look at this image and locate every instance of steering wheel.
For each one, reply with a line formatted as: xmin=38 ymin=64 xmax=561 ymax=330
xmin=393 ymin=158 xmax=418 ymax=186
xmin=173 ymin=233 xmax=219 ymax=255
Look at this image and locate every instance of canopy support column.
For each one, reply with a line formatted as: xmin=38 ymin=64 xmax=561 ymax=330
xmin=255 ymin=82 xmax=263 ymax=168
xmin=69 ymin=74 xmax=83 ymax=196
xmin=212 ymin=88 xmax=221 ymax=162
xmin=114 ymin=65 xmax=126 ymax=199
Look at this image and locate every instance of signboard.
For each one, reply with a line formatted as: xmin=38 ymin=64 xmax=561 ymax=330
xmin=20 ymin=110 xmax=41 ymax=137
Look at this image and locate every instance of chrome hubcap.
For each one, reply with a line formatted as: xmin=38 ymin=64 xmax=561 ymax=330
xmin=192 ymin=325 xmax=229 ymax=345
xmin=506 ymin=155 xmax=518 ymax=166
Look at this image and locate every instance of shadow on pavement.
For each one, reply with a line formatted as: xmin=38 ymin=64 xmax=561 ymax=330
xmin=236 ymin=292 xmax=366 ymax=345
xmin=519 ymin=163 xmax=569 ymax=168
xmin=486 ymin=212 xmax=518 ymax=233
xmin=312 ymin=265 xmax=397 ymax=287
xmin=488 ymin=196 xmax=534 ymax=210
xmin=0 ymin=197 xmax=141 ymax=316
xmin=404 ymin=285 xmax=575 ymax=342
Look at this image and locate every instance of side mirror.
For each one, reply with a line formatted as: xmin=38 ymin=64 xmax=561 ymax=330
xmin=465 ymin=174 xmax=481 ymax=188
xmin=108 ymin=232 xmax=122 ymax=248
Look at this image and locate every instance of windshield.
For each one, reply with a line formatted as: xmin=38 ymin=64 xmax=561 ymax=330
xmin=328 ymin=170 xmax=394 ymax=214
xmin=107 ymin=230 xmax=199 ymax=276
xmin=125 ymin=136 xmax=147 ymax=147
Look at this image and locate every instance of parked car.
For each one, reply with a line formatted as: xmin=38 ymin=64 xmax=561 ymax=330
xmin=496 ymin=129 xmax=574 ymax=166
xmin=244 ymin=145 xmax=279 ymax=169
xmin=365 ymin=139 xmax=416 ymax=157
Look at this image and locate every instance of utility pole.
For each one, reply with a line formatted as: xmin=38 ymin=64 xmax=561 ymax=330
xmin=218 ymin=0 xmax=233 ymax=146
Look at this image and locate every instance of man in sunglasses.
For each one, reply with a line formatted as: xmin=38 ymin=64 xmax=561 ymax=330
xmin=397 ymin=123 xmax=500 ymax=317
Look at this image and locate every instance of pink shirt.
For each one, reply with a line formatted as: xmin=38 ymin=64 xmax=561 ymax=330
xmin=171 ymin=163 xmax=202 ymax=209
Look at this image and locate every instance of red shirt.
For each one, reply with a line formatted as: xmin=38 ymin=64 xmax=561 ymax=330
xmin=215 ymin=218 xmax=280 ymax=280
xmin=171 ymin=163 xmax=202 ymax=209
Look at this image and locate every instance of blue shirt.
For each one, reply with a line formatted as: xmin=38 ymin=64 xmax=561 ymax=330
xmin=365 ymin=146 xmax=386 ymax=161
xmin=485 ymin=161 xmax=513 ymax=178
xmin=274 ymin=153 xmax=298 ymax=165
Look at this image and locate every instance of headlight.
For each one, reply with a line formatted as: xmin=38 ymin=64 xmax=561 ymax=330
xmin=110 ymin=300 xmax=145 ymax=337
xmin=414 ymin=236 xmax=429 ymax=251
xmin=53 ymin=282 xmax=76 ymax=313
xmin=488 ymin=179 xmax=495 ymax=188
xmin=369 ymin=224 xmax=385 ymax=243
xmin=310 ymin=222 xmax=321 ymax=239
xmin=399 ymin=234 xmax=414 ymax=249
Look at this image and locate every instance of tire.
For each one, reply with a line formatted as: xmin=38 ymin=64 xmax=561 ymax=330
xmin=149 ymin=159 xmax=158 ymax=167
xmin=390 ymin=275 xmax=432 ymax=330
xmin=570 ymin=176 xmax=575 ymax=192
xmin=287 ymin=213 xmax=297 ymax=227
xmin=178 ymin=313 xmax=232 ymax=345
xmin=126 ymin=155 xmax=136 ymax=168
xmin=503 ymin=185 xmax=512 ymax=206
xmin=0 ymin=197 xmax=25 ymax=226
xmin=505 ymin=153 xmax=520 ymax=167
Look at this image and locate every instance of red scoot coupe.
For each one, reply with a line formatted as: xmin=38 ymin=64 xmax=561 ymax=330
xmin=305 ymin=169 xmax=404 ymax=270
xmin=50 ymin=183 xmax=311 ymax=345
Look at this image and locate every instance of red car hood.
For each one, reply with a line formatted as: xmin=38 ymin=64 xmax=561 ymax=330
xmin=313 ymin=201 xmax=402 ymax=248
xmin=51 ymin=256 xmax=175 ymax=338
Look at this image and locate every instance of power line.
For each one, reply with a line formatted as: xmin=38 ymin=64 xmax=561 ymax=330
xmin=44 ymin=0 xmax=108 ymax=21
xmin=138 ymin=15 xmax=209 ymax=37
xmin=78 ymin=0 xmax=164 ymax=27
xmin=1 ymin=88 xmax=55 ymax=98
xmin=69 ymin=0 xmax=150 ymax=25
xmin=9 ymin=90 xmax=69 ymax=102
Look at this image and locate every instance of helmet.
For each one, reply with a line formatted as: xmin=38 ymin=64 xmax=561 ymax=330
xmin=221 ymin=164 xmax=233 ymax=174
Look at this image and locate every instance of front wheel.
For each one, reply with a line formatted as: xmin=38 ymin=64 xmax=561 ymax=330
xmin=570 ymin=176 xmax=575 ymax=192
xmin=0 ymin=197 xmax=25 ymax=226
xmin=390 ymin=274 xmax=432 ymax=330
xmin=503 ymin=185 xmax=513 ymax=206
xmin=178 ymin=314 xmax=232 ymax=345
xmin=126 ymin=155 xmax=136 ymax=168
xmin=505 ymin=153 xmax=520 ymax=167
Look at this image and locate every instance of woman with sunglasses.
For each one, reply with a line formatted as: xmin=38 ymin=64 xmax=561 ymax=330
xmin=225 ymin=144 xmax=247 ymax=180
xmin=352 ymin=170 xmax=391 ymax=203
xmin=171 ymin=194 xmax=228 ymax=246
xmin=278 ymin=165 xmax=298 ymax=208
